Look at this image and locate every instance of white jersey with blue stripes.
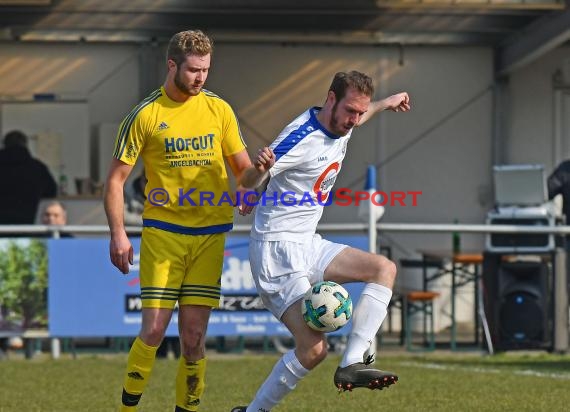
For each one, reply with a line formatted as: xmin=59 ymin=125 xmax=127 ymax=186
xmin=251 ymin=107 xmax=352 ymax=241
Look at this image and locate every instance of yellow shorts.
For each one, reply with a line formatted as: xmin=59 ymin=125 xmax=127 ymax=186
xmin=139 ymin=227 xmax=226 ymax=309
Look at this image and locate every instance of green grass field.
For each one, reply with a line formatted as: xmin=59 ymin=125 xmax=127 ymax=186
xmin=1 ymin=351 xmax=570 ymax=411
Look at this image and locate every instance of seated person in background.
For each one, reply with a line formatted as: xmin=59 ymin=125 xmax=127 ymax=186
xmin=123 ymin=171 xmax=146 ymax=226
xmin=41 ymin=200 xmax=67 ymax=225
xmin=0 ymin=130 xmax=57 ymax=224
xmin=40 ymin=200 xmax=72 ymax=238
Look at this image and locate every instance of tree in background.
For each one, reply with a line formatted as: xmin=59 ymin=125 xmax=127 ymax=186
xmin=0 ymin=239 xmax=48 ymax=329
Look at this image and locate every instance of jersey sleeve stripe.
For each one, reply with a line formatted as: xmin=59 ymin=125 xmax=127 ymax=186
xmin=273 ymin=119 xmax=312 ymax=161
xmin=202 ymin=88 xmax=220 ymax=98
xmin=113 ymin=88 xmax=162 ymax=159
xmin=232 ymin=108 xmax=247 ymax=148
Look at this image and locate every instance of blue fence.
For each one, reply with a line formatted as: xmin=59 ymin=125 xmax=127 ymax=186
xmin=48 ymin=234 xmax=367 ymax=337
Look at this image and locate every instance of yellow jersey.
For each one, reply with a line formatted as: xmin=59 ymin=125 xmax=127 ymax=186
xmin=113 ymin=87 xmax=246 ymax=234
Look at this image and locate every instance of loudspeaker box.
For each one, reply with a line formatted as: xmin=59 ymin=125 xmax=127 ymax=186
xmin=483 ymin=253 xmax=552 ymax=350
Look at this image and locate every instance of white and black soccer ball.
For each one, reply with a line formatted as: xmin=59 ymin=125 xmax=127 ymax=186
xmin=302 ymin=281 xmax=352 ymax=332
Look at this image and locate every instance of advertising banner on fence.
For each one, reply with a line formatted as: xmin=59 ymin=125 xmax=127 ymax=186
xmin=0 ymin=238 xmax=48 ymax=339
xmin=48 ymin=234 xmax=367 ymax=337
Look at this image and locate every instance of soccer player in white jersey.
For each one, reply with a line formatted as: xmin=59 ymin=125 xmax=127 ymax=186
xmin=232 ymin=71 xmax=410 ymax=412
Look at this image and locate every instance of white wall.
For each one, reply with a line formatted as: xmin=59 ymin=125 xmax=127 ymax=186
xmin=508 ymin=46 xmax=570 ymax=172
xmin=0 ymin=43 xmax=140 ymax=126
xmin=0 ymin=43 xmax=141 ymax=188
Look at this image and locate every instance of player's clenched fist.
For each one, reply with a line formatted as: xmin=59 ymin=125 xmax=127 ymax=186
xmin=255 ymin=147 xmax=275 ymax=172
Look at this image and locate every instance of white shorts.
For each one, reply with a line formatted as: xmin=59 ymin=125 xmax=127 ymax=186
xmin=248 ymin=234 xmax=348 ymax=319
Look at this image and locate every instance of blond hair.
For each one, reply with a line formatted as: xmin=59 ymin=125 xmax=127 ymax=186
xmin=166 ymin=30 xmax=213 ymax=66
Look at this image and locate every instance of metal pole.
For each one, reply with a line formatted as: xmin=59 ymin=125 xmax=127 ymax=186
xmin=364 ymin=165 xmax=377 ymax=363
xmin=478 ymin=276 xmax=494 ymax=355
xmin=366 ymin=186 xmax=378 ymax=363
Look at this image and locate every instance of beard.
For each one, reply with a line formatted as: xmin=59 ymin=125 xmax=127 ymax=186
xmin=330 ymin=103 xmax=354 ymax=136
xmin=174 ymin=69 xmax=201 ymax=96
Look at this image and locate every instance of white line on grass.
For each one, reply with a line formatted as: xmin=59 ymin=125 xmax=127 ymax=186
xmin=398 ymin=361 xmax=570 ymax=380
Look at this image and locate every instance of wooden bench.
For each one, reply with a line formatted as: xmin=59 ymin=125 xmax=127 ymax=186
xmin=403 ymin=291 xmax=440 ymax=351
xmin=390 ymin=289 xmax=440 ymax=351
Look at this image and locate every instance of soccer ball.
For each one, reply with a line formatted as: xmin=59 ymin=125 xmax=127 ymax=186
xmin=302 ymin=281 xmax=352 ymax=332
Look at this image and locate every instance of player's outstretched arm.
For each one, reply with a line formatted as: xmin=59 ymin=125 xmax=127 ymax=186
xmin=358 ymin=92 xmax=411 ymax=126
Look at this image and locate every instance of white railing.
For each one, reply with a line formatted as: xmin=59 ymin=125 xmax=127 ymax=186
xmin=2 ymin=223 xmax=570 ymax=236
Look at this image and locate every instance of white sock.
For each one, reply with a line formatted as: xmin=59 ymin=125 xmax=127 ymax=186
xmin=340 ymin=283 xmax=392 ymax=367
xmin=247 ymin=350 xmax=308 ymax=412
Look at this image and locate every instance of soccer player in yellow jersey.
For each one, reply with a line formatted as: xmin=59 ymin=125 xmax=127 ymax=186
xmin=104 ymin=30 xmax=274 ymax=412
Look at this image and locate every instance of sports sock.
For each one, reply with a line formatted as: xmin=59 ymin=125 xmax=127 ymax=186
xmin=247 ymin=350 xmax=308 ymax=412
xmin=121 ymin=337 xmax=159 ymax=411
xmin=175 ymin=357 xmax=206 ymax=412
xmin=340 ymin=283 xmax=392 ymax=368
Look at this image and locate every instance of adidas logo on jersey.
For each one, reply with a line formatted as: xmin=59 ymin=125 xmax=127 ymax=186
xmin=158 ymin=121 xmax=169 ymax=130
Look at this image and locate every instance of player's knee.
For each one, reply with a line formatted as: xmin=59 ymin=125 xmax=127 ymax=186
xmin=140 ymin=325 xmax=166 ymax=346
xmin=385 ymin=257 xmax=397 ymax=279
xmin=307 ymin=338 xmax=328 ymax=366
xmin=372 ymin=255 xmax=397 ymax=285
